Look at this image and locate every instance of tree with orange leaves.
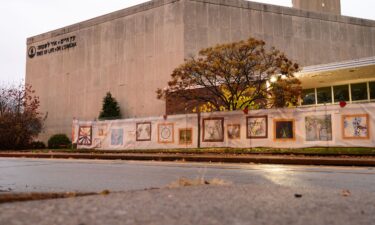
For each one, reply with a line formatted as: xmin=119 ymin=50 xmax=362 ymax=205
xmin=157 ymin=38 xmax=302 ymax=112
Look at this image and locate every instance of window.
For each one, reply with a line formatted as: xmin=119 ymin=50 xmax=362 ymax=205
xmin=317 ymin=87 xmax=332 ymax=104
xmin=333 ymin=85 xmax=349 ymax=102
xmin=370 ymin=82 xmax=375 ymax=100
xmin=302 ymin=89 xmax=315 ymax=105
xmin=351 ymin=83 xmax=368 ymax=101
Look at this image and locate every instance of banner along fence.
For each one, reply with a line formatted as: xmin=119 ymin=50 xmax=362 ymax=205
xmin=73 ymin=103 xmax=375 ymax=150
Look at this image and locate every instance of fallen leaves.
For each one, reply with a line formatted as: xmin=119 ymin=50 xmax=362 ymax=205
xmin=168 ymin=177 xmax=231 ymax=188
xmin=341 ymin=190 xmax=351 ymax=197
xmin=100 ymin=190 xmax=110 ymax=195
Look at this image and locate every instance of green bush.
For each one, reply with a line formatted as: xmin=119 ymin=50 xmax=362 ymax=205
xmin=48 ymin=134 xmax=71 ymax=149
xmin=30 ymin=141 xmax=46 ymax=149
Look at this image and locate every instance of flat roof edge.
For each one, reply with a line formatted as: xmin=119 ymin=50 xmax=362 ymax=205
xmin=298 ymin=56 xmax=375 ymax=74
xmin=27 ymin=0 xmax=180 ymax=45
xmin=27 ymin=0 xmax=375 ymax=45
xmin=189 ymin=0 xmax=375 ymax=26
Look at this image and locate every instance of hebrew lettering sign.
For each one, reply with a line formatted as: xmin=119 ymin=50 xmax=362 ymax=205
xmin=28 ymin=35 xmax=77 ymax=58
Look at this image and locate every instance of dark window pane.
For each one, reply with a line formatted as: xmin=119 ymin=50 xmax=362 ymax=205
xmin=302 ymin=89 xmax=315 ymax=105
xmin=351 ymin=83 xmax=368 ymax=101
xmin=370 ymin=82 xmax=375 ymax=99
xmin=333 ymin=85 xmax=349 ymax=102
xmin=317 ymin=87 xmax=332 ymax=104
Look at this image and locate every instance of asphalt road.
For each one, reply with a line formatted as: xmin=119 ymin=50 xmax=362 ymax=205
xmin=1 ymin=158 xmax=375 ymax=225
xmin=1 ymin=158 xmax=375 ymax=193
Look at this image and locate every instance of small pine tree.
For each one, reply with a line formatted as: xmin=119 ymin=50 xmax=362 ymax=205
xmin=99 ymin=92 xmax=121 ymax=120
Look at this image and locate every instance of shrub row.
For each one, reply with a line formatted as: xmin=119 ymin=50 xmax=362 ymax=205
xmin=7 ymin=134 xmax=72 ymax=150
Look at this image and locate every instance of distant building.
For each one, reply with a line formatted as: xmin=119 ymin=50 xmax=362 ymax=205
xmin=25 ymin=0 xmax=375 ymax=141
xmin=293 ymin=0 xmax=341 ymax=15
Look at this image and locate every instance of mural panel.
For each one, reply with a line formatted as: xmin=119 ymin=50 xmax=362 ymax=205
xmin=78 ymin=126 xmax=92 ymax=146
xmin=274 ymin=119 xmax=295 ymax=141
xmin=342 ymin=114 xmax=369 ymax=139
xmin=247 ymin=116 xmax=268 ymax=139
xmin=93 ymin=138 xmax=102 ymax=148
xmin=227 ymin=124 xmax=241 ymax=139
xmin=97 ymin=125 xmax=108 ymax=137
xmin=179 ymin=128 xmax=192 ymax=145
xmin=305 ymin=115 xmax=333 ymax=141
xmin=203 ymin=118 xmax=224 ymax=142
xmin=111 ymin=128 xmax=124 ymax=146
xmin=136 ymin=122 xmax=152 ymax=141
xmin=158 ymin=123 xmax=174 ymax=143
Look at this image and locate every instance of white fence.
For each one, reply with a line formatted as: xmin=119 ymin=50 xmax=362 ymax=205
xmin=73 ymin=103 xmax=375 ymax=150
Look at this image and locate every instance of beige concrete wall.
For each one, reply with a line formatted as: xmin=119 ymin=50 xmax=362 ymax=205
xmin=26 ymin=0 xmax=185 ymax=141
xmin=183 ymin=0 xmax=375 ymax=67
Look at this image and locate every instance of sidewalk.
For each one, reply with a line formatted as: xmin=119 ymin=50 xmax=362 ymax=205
xmin=1 ymin=152 xmax=375 ymax=167
xmin=2 ymin=184 xmax=375 ymax=225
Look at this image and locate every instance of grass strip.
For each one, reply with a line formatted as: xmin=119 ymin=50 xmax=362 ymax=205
xmin=19 ymin=147 xmax=375 ymax=156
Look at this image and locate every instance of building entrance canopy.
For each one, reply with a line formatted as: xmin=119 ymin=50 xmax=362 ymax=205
xmin=297 ymin=57 xmax=375 ymax=89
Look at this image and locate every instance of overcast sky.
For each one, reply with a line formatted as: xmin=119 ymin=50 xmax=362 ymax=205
xmin=1 ymin=0 xmax=374 ymax=85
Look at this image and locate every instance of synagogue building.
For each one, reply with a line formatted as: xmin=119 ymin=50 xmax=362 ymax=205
xmin=26 ymin=0 xmax=375 ymax=141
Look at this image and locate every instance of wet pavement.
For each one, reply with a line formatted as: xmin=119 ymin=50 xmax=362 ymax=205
xmin=1 ymin=158 xmax=375 ymax=193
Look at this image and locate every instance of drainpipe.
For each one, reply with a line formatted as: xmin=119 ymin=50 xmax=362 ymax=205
xmin=197 ymin=108 xmax=201 ymax=149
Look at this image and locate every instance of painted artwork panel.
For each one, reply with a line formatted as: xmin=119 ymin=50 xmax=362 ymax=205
xmin=343 ymin=114 xmax=369 ymax=139
xmin=136 ymin=122 xmax=152 ymax=141
xmin=274 ymin=120 xmax=295 ymax=141
xmin=111 ymin=129 xmax=124 ymax=146
xmin=227 ymin=124 xmax=241 ymax=139
xmin=78 ymin=126 xmax=92 ymax=146
xmin=97 ymin=125 xmax=108 ymax=137
xmin=158 ymin=123 xmax=174 ymax=143
xmin=93 ymin=138 xmax=102 ymax=148
xmin=305 ymin=115 xmax=333 ymax=141
xmin=179 ymin=128 xmax=192 ymax=145
xmin=203 ymin=118 xmax=224 ymax=142
xmin=247 ymin=116 xmax=268 ymax=139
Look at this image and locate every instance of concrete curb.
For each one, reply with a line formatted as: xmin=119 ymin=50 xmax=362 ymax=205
xmin=1 ymin=152 xmax=375 ymax=167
